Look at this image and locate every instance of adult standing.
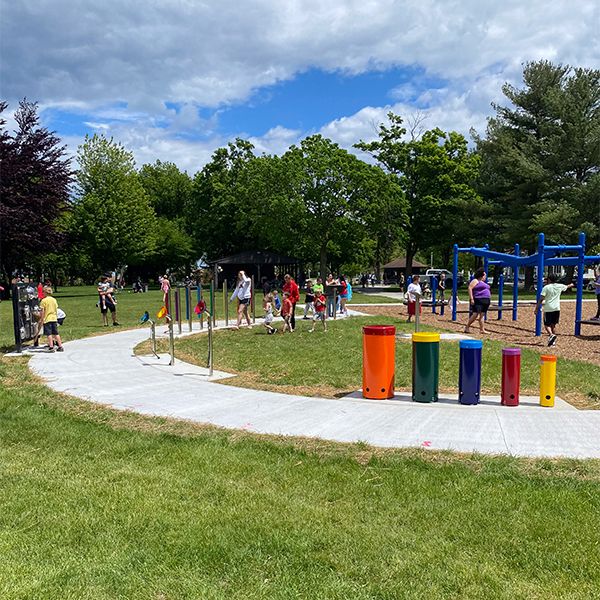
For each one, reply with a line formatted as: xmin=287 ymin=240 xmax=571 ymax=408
xmin=282 ymin=273 xmax=300 ymax=331
xmin=464 ymin=268 xmax=491 ymax=334
xmin=438 ymin=273 xmax=446 ymax=304
xmin=325 ymin=273 xmax=338 ymax=318
xmin=98 ymin=276 xmax=120 ymax=326
xmin=229 ymin=270 xmax=252 ymax=329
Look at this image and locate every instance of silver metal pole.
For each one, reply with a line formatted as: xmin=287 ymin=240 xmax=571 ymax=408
xmin=210 ymin=282 xmax=216 ymax=326
xmin=415 ymin=295 xmax=421 ymax=332
xmin=207 ymin=313 xmax=213 ymax=376
xmin=150 ymin=321 xmax=158 ymax=358
xmin=187 ymin=286 xmax=193 ymax=332
xmin=176 ymin=288 xmax=182 ymax=334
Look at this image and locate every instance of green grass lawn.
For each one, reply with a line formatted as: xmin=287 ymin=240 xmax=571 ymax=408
xmin=155 ymin=317 xmax=600 ymax=406
xmin=1 ymin=358 xmax=600 ymax=599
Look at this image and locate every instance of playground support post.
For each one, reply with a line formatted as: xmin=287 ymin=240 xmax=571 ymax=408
xmin=535 ymin=233 xmax=545 ymax=336
xmin=452 ymin=244 xmax=459 ymax=321
xmin=431 ymin=276 xmax=437 ymax=314
xmin=483 ymin=244 xmax=489 ymax=322
xmin=512 ymin=243 xmax=520 ymax=322
xmin=498 ymin=272 xmax=504 ymax=320
xmin=415 ymin=295 xmax=421 ymax=332
xmin=186 ymin=286 xmax=192 ymax=332
xmin=575 ymin=231 xmax=586 ymax=336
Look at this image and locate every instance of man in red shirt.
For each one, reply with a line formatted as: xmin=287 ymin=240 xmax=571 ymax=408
xmin=282 ymin=274 xmax=300 ymax=332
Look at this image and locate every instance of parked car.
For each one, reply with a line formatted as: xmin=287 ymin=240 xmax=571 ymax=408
xmin=424 ymin=269 xmax=464 ymax=288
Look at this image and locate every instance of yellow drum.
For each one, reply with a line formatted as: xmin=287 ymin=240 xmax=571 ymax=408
xmin=540 ymin=355 xmax=557 ymax=407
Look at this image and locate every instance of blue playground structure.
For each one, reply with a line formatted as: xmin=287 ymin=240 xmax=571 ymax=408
xmin=452 ymin=232 xmax=600 ymax=336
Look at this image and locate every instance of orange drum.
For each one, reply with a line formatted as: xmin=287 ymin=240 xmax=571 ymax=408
xmin=362 ymin=325 xmax=396 ymax=399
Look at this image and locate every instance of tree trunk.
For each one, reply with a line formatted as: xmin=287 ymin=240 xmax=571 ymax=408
xmin=490 ymin=264 xmax=502 ymax=290
xmin=320 ymin=245 xmax=327 ymax=280
xmin=441 ymin=247 xmax=450 ymax=269
xmin=524 ymin=266 xmax=535 ymax=292
xmin=565 ymin=265 xmax=576 ymax=285
xmin=405 ymin=245 xmax=415 ymax=279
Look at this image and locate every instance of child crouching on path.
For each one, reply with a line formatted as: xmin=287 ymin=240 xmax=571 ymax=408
xmin=309 ymin=290 xmax=327 ymax=332
xmin=39 ymin=286 xmax=64 ymax=352
xmin=281 ymin=291 xmax=293 ymax=333
xmin=263 ymin=293 xmax=276 ymax=335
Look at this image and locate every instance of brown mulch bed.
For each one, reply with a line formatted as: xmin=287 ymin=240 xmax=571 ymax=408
xmin=362 ymin=302 xmax=600 ymax=367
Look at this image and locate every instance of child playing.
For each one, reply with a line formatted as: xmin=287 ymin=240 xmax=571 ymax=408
xmin=263 ymin=293 xmax=276 ymax=335
xmin=272 ymin=290 xmax=282 ymax=315
xmin=303 ymin=280 xmax=315 ymax=319
xmin=534 ymin=273 xmax=574 ymax=346
xmin=309 ymin=290 xmax=327 ymax=332
xmin=281 ymin=291 xmax=293 ymax=333
xmin=39 ymin=286 xmax=64 ymax=352
xmin=405 ymin=275 xmax=422 ymax=323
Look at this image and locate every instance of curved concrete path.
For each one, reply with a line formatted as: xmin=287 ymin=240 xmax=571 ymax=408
xmin=28 ymin=321 xmax=600 ymax=459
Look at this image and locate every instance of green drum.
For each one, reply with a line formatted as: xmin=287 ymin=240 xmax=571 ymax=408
xmin=412 ymin=332 xmax=440 ymax=403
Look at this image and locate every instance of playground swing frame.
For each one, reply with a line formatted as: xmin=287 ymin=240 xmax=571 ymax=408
xmin=451 ymin=232 xmax=600 ymax=337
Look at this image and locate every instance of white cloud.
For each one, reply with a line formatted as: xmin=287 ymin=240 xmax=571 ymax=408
xmin=2 ymin=0 xmax=598 ymax=170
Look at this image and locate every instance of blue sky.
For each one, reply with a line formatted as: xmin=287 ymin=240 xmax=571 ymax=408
xmin=1 ymin=0 xmax=598 ymax=172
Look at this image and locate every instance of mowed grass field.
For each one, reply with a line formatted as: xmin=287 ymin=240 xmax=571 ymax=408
xmin=149 ymin=316 xmax=600 ymax=407
xmin=2 ymin=286 xmax=600 ymax=597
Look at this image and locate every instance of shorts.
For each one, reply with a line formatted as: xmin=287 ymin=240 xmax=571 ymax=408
xmin=239 ymin=298 xmax=250 ymax=305
xmin=264 ymin=314 xmax=273 ymax=324
xmin=313 ymin=311 xmax=326 ymax=321
xmin=472 ymin=298 xmax=490 ymax=314
xmin=544 ymin=311 xmax=560 ymax=326
xmin=100 ymin=302 xmax=116 ymax=314
xmin=407 ymin=301 xmax=422 ymax=316
xmin=43 ymin=321 xmax=59 ymax=336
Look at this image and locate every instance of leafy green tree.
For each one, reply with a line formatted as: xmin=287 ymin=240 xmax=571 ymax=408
xmin=475 ymin=61 xmax=600 ymax=252
xmin=72 ymin=135 xmax=157 ymax=273
xmin=356 ymin=114 xmax=481 ymax=275
xmin=284 ymin=134 xmax=405 ymax=277
xmin=139 ymin=160 xmax=193 ymax=220
xmin=0 ymin=100 xmax=72 ymax=280
xmin=186 ymin=138 xmax=256 ymax=259
xmin=138 ymin=160 xmax=195 ymax=272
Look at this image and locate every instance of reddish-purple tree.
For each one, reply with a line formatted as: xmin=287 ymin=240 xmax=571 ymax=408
xmin=0 ymin=100 xmax=72 ymax=280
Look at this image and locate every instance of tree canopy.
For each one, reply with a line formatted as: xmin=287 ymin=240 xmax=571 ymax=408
xmin=0 ymin=100 xmax=72 ymax=279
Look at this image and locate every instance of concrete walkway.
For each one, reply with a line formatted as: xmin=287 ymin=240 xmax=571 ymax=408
xmin=28 ymin=319 xmax=600 ymax=459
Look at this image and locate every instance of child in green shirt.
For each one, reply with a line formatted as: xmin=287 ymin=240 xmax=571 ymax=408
xmin=534 ymin=273 xmax=574 ymax=346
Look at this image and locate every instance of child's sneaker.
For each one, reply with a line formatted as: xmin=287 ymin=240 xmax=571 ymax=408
xmin=548 ymin=334 xmax=557 ymax=347
xmin=56 ymin=347 xmax=64 ymax=352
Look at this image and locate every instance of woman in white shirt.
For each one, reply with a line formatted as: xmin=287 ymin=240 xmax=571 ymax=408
xmin=229 ymin=270 xmax=253 ymax=329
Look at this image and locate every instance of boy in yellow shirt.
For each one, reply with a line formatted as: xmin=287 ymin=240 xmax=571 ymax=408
xmin=39 ymin=286 xmax=64 ymax=352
